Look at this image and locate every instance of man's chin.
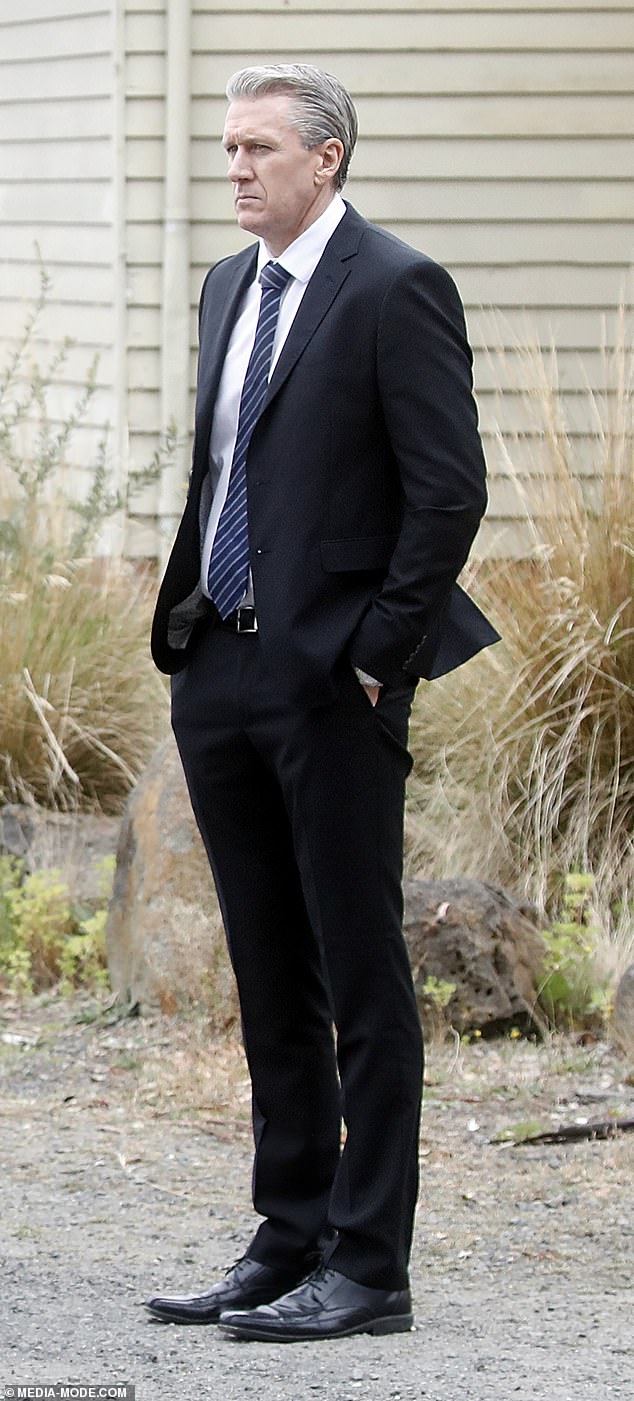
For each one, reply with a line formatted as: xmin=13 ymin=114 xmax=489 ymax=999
xmin=235 ymin=199 xmax=262 ymax=232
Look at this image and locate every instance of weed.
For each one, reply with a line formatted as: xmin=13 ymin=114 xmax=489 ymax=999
xmin=418 ymin=975 xmax=458 ymax=1043
xmin=420 ymin=975 xmax=456 ymax=1010
xmin=538 ymin=873 xmax=613 ymax=1028
xmin=0 ymin=856 xmax=113 ymax=996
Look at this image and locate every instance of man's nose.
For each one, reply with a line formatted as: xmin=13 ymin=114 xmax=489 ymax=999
xmin=228 ymin=149 xmax=251 ymax=181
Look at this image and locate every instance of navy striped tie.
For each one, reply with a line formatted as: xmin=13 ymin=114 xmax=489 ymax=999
xmin=207 ymin=260 xmax=292 ymax=619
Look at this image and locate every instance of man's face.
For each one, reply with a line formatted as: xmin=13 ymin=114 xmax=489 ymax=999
xmin=222 ymin=93 xmax=341 ymax=255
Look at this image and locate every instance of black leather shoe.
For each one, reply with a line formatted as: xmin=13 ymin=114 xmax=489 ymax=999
xmin=219 ymin=1266 xmax=413 ymax=1341
xmin=145 ymin=1256 xmax=310 ymax=1324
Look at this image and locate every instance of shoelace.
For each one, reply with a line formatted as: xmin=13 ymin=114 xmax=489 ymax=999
xmin=291 ymin=1265 xmax=337 ymax=1302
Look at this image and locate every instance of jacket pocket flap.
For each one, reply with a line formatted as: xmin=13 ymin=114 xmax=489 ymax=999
xmin=320 ymin=535 xmax=398 ymax=573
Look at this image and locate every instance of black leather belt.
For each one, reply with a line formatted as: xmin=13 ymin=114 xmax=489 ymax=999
xmin=217 ymin=605 xmax=258 ymax=634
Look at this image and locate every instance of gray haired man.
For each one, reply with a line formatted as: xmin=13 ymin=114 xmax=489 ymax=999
xmin=147 ymin=62 xmax=495 ymax=1342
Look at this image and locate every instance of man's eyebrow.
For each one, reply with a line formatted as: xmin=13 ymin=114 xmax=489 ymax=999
xmin=222 ymin=131 xmax=277 ymax=149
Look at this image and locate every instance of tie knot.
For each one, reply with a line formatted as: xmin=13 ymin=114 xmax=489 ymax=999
xmin=259 ymin=261 xmax=291 ymax=294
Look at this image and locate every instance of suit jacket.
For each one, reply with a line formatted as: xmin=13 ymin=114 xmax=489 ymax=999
xmin=151 ymin=203 xmax=499 ymax=703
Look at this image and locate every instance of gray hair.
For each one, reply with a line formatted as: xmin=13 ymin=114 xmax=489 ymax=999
xmin=225 ymin=64 xmax=358 ymax=190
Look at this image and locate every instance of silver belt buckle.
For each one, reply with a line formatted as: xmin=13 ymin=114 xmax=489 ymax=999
xmin=236 ymin=605 xmax=258 ymax=633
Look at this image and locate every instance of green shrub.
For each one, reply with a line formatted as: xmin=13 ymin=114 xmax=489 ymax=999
xmin=0 ymin=854 xmax=113 ymax=996
xmin=421 ymin=975 xmax=456 ymax=1011
xmin=537 ymin=873 xmax=612 ymax=1028
xmin=417 ymin=974 xmax=458 ymax=1042
xmin=58 ymin=910 xmax=110 ymax=995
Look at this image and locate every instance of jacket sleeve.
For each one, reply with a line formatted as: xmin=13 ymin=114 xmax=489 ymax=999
xmin=348 ymin=257 xmax=488 ymax=682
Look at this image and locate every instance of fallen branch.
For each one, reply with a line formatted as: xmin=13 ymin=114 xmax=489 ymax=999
xmin=511 ymin=1117 xmax=634 ymax=1146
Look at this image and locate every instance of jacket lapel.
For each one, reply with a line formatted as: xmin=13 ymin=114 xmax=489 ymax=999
xmin=193 ymin=244 xmax=258 ymax=452
xmin=193 ymin=207 xmax=366 ymax=464
xmin=261 ymin=205 xmax=365 ymax=413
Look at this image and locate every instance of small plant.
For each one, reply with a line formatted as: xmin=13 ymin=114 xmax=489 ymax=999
xmin=0 ymin=855 xmax=114 ymax=996
xmin=3 ymin=865 xmax=73 ymax=987
xmin=58 ymin=910 xmax=110 ymax=994
xmin=0 ymin=855 xmax=26 ymax=966
xmin=418 ymin=974 xmax=457 ymax=1042
xmin=421 ymin=975 xmax=456 ymax=1010
xmin=3 ymin=946 xmax=34 ymax=999
xmin=537 ymin=873 xmax=613 ymax=1029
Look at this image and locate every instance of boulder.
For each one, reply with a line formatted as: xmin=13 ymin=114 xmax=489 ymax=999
xmin=403 ymin=878 xmax=546 ymax=1033
xmin=0 ymin=803 xmax=119 ymax=904
xmin=105 ymin=736 xmax=238 ymax=1025
xmin=611 ymin=963 xmax=634 ymax=1060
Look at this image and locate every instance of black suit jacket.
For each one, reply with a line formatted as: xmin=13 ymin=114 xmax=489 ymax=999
xmin=151 ymin=204 xmax=499 ymax=702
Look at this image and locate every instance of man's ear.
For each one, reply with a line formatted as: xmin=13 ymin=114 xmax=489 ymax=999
xmin=314 ymin=138 xmax=344 ymax=186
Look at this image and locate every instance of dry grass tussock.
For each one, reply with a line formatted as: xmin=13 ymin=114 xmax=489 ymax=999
xmin=0 ymin=267 xmax=170 ymax=812
xmin=407 ymin=307 xmax=633 ymax=978
xmin=0 ymin=551 xmax=168 ymax=813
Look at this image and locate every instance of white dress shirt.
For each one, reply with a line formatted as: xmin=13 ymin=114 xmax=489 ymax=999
xmin=200 ymin=194 xmax=347 ymax=600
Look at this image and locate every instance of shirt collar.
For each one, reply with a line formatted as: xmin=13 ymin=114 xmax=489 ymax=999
xmin=257 ymin=193 xmax=347 ymax=285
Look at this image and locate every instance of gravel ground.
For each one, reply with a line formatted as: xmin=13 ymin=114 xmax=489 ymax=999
xmin=1 ymin=995 xmax=633 ymax=1401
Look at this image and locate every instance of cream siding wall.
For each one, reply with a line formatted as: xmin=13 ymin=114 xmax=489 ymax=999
xmin=123 ymin=1 xmax=167 ymax=553
xmin=0 ymin=0 xmax=121 ymax=528
xmin=2 ymin=2 xmax=632 ymax=556
xmin=122 ymin=0 xmax=634 ymax=558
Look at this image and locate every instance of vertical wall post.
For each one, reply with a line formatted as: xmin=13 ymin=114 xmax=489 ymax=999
xmin=157 ymin=0 xmax=192 ymax=560
xmin=108 ymin=0 xmax=129 ymax=557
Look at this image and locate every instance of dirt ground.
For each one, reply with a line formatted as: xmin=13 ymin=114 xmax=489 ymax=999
xmin=1 ymin=993 xmax=633 ymax=1401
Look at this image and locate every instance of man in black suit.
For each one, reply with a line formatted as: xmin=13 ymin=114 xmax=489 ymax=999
xmin=147 ymin=63 xmax=497 ymax=1342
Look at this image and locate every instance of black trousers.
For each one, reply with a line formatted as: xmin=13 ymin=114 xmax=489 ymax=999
xmin=170 ymin=621 xmax=424 ymax=1291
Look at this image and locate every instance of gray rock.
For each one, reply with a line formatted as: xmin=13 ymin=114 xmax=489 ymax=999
xmin=611 ymin=963 xmax=634 ymax=1060
xmin=0 ymin=802 xmax=120 ymax=905
xmin=403 ymin=878 xmax=546 ymax=1032
xmin=105 ymin=736 xmax=238 ymax=1026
